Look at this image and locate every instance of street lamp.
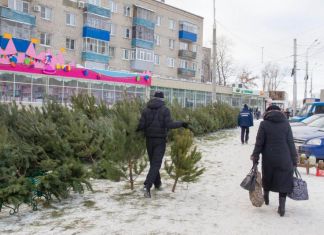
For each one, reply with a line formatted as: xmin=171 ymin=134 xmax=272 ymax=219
xmin=305 ymin=39 xmax=320 ymax=99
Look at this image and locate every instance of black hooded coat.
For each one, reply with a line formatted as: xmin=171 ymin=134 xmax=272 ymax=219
xmin=252 ymin=110 xmax=298 ymax=193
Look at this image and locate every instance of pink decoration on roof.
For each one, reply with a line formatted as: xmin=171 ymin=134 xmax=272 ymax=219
xmin=0 ymin=47 xmax=4 ymax=55
xmin=25 ymin=43 xmax=37 ymax=58
xmin=56 ymin=51 xmax=65 ymax=65
xmin=17 ymin=53 xmax=25 ymax=63
xmin=4 ymin=39 xmax=17 ymax=55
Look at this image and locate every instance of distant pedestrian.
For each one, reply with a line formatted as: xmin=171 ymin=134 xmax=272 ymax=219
xmin=251 ymin=105 xmax=297 ymax=217
xmin=137 ymin=91 xmax=188 ymax=198
xmin=284 ymin=108 xmax=291 ymax=119
xmin=238 ymin=104 xmax=254 ymax=144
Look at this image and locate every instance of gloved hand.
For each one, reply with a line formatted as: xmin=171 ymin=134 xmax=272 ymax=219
xmin=250 ymin=155 xmax=259 ymax=165
xmin=182 ymin=122 xmax=189 ymax=128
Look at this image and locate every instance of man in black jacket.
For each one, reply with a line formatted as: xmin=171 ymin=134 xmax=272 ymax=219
xmin=137 ymin=91 xmax=187 ymax=198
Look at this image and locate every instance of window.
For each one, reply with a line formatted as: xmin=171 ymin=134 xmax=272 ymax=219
xmin=169 ymin=19 xmax=176 ymax=30
xmin=109 ymin=46 xmax=115 ymax=58
xmin=123 ymin=5 xmax=131 ymax=17
xmin=192 ymin=44 xmax=197 ymax=52
xmin=41 ymin=6 xmax=52 ymax=21
xmin=8 ymin=0 xmax=29 ymax=13
xmin=179 ymin=21 xmax=198 ymax=34
xmin=180 ymin=42 xmax=188 ymax=50
xmin=110 ymin=23 xmax=117 ymax=36
xmin=180 ymin=59 xmax=189 ymax=69
xmin=154 ymin=34 xmax=160 ymax=46
xmin=109 ymin=0 xmax=118 ymax=13
xmin=167 ymin=57 xmax=175 ymax=68
xmin=87 ymin=0 xmax=101 ymax=6
xmin=66 ymin=38 xmax=75 ymax=50
xmin=66 ymin=12 xmax=76 ymax=26
xmin=132 ymin=26 xmax=154 ymax=42
xmin=134 ymin=7 xmax=154 ymax=21
xmin=85 ymin=14 xmax=110 ymax=31
xmin=156 ymin=16 xmax=161 ymax=26
xmin=83 ymin=38 xmax=108 ymax=55
xmin=169 ymin=39 xmax=175 ymax=49
xmin=40 ymin=32 xmax=51 ymax=46
xmin=123 ymin=28 xmax=131 ymax=39
xmin=154 ymin=55 xmax=160 ymax=65
xmin=192 ymin=62 xmax=197 ymax=71
xmin=122 ymin=49 xmax=133 ymax=60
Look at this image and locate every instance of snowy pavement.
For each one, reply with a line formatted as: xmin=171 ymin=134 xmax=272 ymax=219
xmin=1 ymin=120 xmax=324 ymax=235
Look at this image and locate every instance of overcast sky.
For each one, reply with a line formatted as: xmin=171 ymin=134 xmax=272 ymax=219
xmin=167 ymin=0 xmax=324 ymax=101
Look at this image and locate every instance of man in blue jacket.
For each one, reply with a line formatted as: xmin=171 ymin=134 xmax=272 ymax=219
xmin=238 ymin=104 xmax=254 ymax=144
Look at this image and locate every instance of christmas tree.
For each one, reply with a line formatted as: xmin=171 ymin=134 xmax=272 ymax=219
xmin=165 ymin=129 xmax=205 ymax=192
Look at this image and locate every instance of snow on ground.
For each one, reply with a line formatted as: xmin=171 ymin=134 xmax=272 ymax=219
xmin=1 ymin=120 xmax=324 ymax=235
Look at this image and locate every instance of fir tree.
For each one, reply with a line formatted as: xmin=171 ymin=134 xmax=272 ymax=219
xmin=165 ymin=129 xmax=205 ymax=192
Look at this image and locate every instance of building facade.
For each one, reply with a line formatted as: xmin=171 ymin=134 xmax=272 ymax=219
xmin=0 ymin=0 xmax=203 ymax=82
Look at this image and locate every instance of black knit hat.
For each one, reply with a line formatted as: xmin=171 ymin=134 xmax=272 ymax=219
xmin=244 ymin=104 xmax=248 ymax=109
xmin=154 ymin=91 xmax=164 ymax=99
xmin=266 ymin=105 xmax=281 ymax=112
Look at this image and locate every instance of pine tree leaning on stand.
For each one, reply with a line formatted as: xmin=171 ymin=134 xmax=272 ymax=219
xmin=165 ymin=129 xmax=205 ymax=192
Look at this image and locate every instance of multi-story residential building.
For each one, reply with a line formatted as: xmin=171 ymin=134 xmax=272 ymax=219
xmin=0 ymin=0 xmax=203 ymax=81
xmin=0 ymin=0 xmax=266 ymax=110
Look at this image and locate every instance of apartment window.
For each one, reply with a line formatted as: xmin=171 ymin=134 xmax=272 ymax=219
xmin=180 ymin=42 xmax=189 ymax=50
xmin=109 ymin=46 xmax=115 ymax=58
xmin=154 ymin=34 xmax=160 ymax=46
xmin=110 ymin=23 xmax=117 ymax=36
xmin=41 ymin=6 xmax=52 ymax=21
xmin=156 ymin=16 xmax=161 ymax=26
xmin=83 ymin=38 xmax=108 ymax=55
xmin=180 ymin=59 xmax=189 ymax=69
xmin=87 ymin=0 xmax=101 ymax=6
xmin=66 ymin=12 xmax=76 ymax=26
xmin=167 ymin=57 xmax=175 ymax=68
xmin=123 ymin=5 xmax=131 ymax=17
xmin=154 ymin=54 xmax=160 ymax=65
xmin=123 ymin=28 xmax=131 ymax=39
xmin=122 ymin=49 xmax=131 ymax=60
xmin=169 ymin=19 xmax=176 ymax=30
xmin=192 ymin=62 xmax=197 ymax=71
xmin=66 ymin=38 xmax=75 ymax=50
xmin=109 ymin=0 xmax=118 ymax=13
xmin=40 ymin=32 xmax=51 ymax=46
xmin=132 ymin=26 xmax=154 ymax=42
xmin=8 ymin=0 xmax=29 ymax=13
xmin=169 ymin=39 xmax=175 ymax=49
xmin=192 ymin=44 xmax=197 ymax=52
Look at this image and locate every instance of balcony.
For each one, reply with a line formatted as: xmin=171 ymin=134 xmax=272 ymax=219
xmin=131 ymin=38 xmax=154 ymax=50
xmin=82 ymin=52 xmax=109 ymax=64
xmin=0 ymin=6 xmax=36 ymax=26
xmin=178 ymin=50 xmax=197 ymax=60
xmin=179 ymin=30 xmax=197 ymax=43
xmin=178 ymin=68 xmax=196 ymax=78
xmin=85 ymin=3 xmax=111 ymax=18
xmin=133 ymin=17 xmax=155 ymax=29
xmin=83 ymin=26 xmax=110 ymax=41
xmin=130 ymin=60 xmax=154 ymax=72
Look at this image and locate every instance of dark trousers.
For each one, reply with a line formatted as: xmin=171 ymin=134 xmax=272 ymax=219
xmin=241 ymin=127 xmax=250 ymax=143
xmin=144 ymin=138 xmax=166 ymax=189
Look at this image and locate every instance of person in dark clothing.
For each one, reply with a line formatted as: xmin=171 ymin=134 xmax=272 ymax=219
xmin=238 ymin=104 xmax=254 ymax=144
xmin=137 ymin=91 xmax=187 ymax=198
xmin=284 ymin=108 xmax=291 ymax=120
xmin=251 ymin=105 xmax=298 ymax=217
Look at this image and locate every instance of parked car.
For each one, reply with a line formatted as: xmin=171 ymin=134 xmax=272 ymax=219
xmin=293 ymin=116 xmax=324 ymax=160
xmin=291 ymin=102 xmax=324 ymax=122
xmin=290 ymin=114 xmax=324 ymax=127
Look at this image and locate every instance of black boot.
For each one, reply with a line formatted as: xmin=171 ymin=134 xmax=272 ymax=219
xmin=144 ymin=187 xmax=151 ymax=198
xmin=278 ymin=196 xmax=286 ymax=217
xmin=264 ymin=191 xmax=269 ymax=205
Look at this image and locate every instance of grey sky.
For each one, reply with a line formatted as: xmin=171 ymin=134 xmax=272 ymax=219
xmin=167 ymin=0 xmax=324 ymax=101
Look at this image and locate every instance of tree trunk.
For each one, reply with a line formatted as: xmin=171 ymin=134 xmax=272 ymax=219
xmin=172 ymin=177 xmax=179 ymax=192
xmin=128 ymin=160 xmax=134 ymax=190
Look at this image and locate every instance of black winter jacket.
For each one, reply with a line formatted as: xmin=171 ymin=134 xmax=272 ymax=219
xmin=137 ymin=98 xmax=183 ymax=138
xmin=252 ymin=110 xmax=298 ymax=192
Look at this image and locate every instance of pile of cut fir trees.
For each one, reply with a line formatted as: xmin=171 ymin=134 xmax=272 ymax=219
xmin=0 ymin=94 xmax=239 ymax=215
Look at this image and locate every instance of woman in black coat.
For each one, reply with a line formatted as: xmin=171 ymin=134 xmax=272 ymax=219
xmin=251 ymin=105 xmax=297 ymax=217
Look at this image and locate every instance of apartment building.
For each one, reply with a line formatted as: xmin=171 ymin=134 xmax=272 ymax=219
xmin=0 ymin=0 xmax=203 ymax=81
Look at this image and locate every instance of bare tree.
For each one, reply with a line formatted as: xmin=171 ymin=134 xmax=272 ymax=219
xmin=216 ymin=36 xmax=234 ymax=86
xmin=237 ymin=69 xmax=259 ymax=89
xmin=261 ymin=63 xmax=287 ymax=91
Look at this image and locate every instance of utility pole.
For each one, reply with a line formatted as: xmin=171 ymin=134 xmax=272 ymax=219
xmin=310 ymin=71 xmax=313 ymax=98
xmin=305 ymin=50 xmax=309 ymax=99
xmin=212 ymin=0 xmax=217 ymax=103
xmin=293 ymin=39 xmax=297 ymax=115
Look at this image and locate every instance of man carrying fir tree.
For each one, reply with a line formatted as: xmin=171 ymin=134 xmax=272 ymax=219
xmin=137 ymin=91 xmax=188 ymax=198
